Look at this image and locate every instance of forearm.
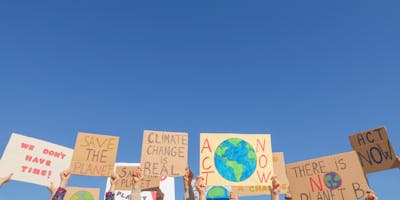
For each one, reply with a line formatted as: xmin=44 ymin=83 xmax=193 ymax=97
xmin=184 ymin=185 xmax=195 ymax=200
xmin=129 ymin=186 xmax=141 ymax=200
xmin=271 ymin=193 xmax=279 ymax=200
xmin=199 ymin=193 xmax=206 ymax=200
xmin=52 ymin=187 xmax=67 ymax=200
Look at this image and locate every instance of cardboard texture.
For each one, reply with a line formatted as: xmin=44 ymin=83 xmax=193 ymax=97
xmin=349 ymin=126 xmax=398 ymax=173
xmin=70 ymin=132 xmax=119 ymax=177
xmin=200 ymin=133 xmax=273 ymax=187
xmin=140 ymin=130 xmax=188 ymax=177
xmin=64 ymin=187 xmax=100 ymax=200
xmin=232 ymin=152 xmax=289 ymax=196
xmin=286 ymin=151 xmax=370 ymax=200
xmin=115 ymin=165 xmax=160 ymax=190
xmin=105 ymin=163 xmax=175 ymax=200
xmin=0 ymin=133 xmax=73 ymax=186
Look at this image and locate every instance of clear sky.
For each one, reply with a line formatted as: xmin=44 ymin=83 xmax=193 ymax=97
xmin=0 ymin=0 xmax=399 ymax=199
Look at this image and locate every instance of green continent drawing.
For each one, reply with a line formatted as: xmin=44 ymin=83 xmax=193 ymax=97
xmin=206 ymin=186 xmax=229 ymax=200
xmin=214 ymin=138 xmax=257 ymax=182
xmin=70 ymin=191 xmax=95 ymax=200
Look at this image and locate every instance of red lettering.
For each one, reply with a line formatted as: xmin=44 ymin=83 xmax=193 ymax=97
xmin=202 ymin=156 xmax=212 ymax=170
xmin=201 ymin=171 xmax=215 ymax=185
xmin=256 ymin=139 xmax=265 ymax=153
xmin=258 ymin=154 xmax=268 ymax=168
xmin=201 ymin=138 xmax=212 ymax=153
xmin=256 ymin=170 xmax=271 ymax=183
xmin=309 ymin=175 xmax=323 ymax=192
xmin=21 ymin=143 xmax=35 ymax=151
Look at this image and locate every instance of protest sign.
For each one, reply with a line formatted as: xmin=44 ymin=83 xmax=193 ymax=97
xmin=232 ymin=152 xmax=289 ymax=196
xmin=65 ymin=187 xmax=100 ymax=200
xmin=0 ymin=133 xmax=73 ymax=186
xmin=70 ymin=132 xmax=119 ymax=177
xmin=114 ymin=163 xmax=160 ymax=190
xmin=140 ymin=130 xmax=188 ymax=177
xmin=105 ymin=163 xmax=175 ymax=200
xmin=349 ymin=126 xmax=398 ymax=173
xmin=192 ymin=180 xmax=231 ymax=200
xmin=200 ymin=133 xmax=273 ymax=186
xmin=286 ymin=151 xmax=369 ymax=200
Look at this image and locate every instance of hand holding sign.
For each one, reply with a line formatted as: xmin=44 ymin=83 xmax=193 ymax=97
xmin=195 ymin=176 xmax=206 ymax=196
xmin=0 ymin=173 xmax=13 ymax=187
xmin=109 ymin=173 xmax=119 ymax=193
xmin=269 ymin=175 xmax=280 ymax=195
xmin=366 ymin=190 xmax=378 ymax=200
xmin=184 ymin=166 xmax=194 ymax=188
xmin=133 ymin=167 xmax=144 ymax=189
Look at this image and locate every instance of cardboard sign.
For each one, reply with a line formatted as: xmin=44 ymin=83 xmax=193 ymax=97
xmin=65 ymin=187 xmax=100 ymax=200
xmin=105 ymin=163 xmax=175 ymax=200
xmin=200 ymin=133 xmax=273 ymax=186
xmin=0 ymin=133 xmax=73 ymax=186
xmin=140 ymin=130 xmax=188 ymax=177
xmin=232 ymin=152 xmax=289 ymax=196
xmin=70 ymin=132 xmax=119 ymax=177
xmin=192 ymin=181 xmax=231 ymax=200
xmin=286 ymin=151 xmax=370 ymax=200
xmin=114 ymin=164 xmax=160 ymax=190
xmin=349 ymin=126 xmax=398 ymax=173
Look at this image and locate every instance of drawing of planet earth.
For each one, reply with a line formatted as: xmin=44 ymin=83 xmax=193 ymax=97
xmin=206 ymin=186 xmax=229 ymax=200
xmin=70 ymin=191 xmax=95 ymax=200
xmin=324 ymin=172 xmax=342 ymax=189
xmin=214 ymin=138 xmax=257 ymax=182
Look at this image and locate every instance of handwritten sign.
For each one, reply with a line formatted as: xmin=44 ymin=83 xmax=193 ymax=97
xmin=114 ymin=164 xmax=161 ymax=190
xmin=70 ymin=132 xmax=119 ymax=176
xmin=106 ymin=163 xmax=175 ymax=200
xmin=0 ymin=133 xmax=73 ymax=186
xmin=349 ymin=126 xmax=398 ymax=173
xmin=64 ymin=187 xmax=99 ymax=200
xmin=286 ymin=151 xmax=369 ymax=200
xmin=232 ymin=152 xmax=289 ymax=196
xmin=200 ymin=133 xmax=273 ymax=186
xmin=140 ymin=130 xmax=188 ymax=177
xmin=192 ymin=181 xmax=231 ymax=200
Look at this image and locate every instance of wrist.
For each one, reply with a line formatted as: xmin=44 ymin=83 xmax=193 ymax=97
xmin=60 ymin=180 xmax=68 ymax=188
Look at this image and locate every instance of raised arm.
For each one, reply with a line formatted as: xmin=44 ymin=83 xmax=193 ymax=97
xmin=195 ymin=176 xmax=206 ymax=200
xmin=183 ymin=166 xmax=195 ymax=200
xmin=51 ymin=170 xmax=71 ymax=200
xmin=129 ymin=167 xmax=144 ymax=200
xmin=269 ymin=176 xmax=280 ymax=200
xmin=0 ymin=173 xmax=13 ymax=188
xmin=105 ymin=173 xmax=119 ymax=200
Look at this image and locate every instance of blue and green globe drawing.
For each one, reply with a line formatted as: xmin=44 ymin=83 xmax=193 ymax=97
xmin=324 ymin=172 xmax=342 ymax=189
xmin=70 ymin=191 xmax=95 ymax=200
xmin=206 ymin=186 xmax=229 ymax=200
xmin=214 ymin=138 xmax=257 ymax=182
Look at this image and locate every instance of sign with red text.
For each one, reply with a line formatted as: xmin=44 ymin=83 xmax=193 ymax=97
xmin=349 ymin=126 xmax=398 ymax=173
xmin=140 ymin=130 xmax=188 ymax=177
xmin=0 ymin=133 xmax=73 ymax=186
xmin=200 ymin=133 xmax=273 ymax=186
xmin=105 ymin=163 xmax=175 ymax=200
xmin=65 ymin=187 xmax=100 ymax=200
xmin=286 ymin=151 xmax=369 ymax=200
xmin=232 ymin=152 xmax=289 ymax=196
xmin=70 ymin=132 xmax=119 ymax=177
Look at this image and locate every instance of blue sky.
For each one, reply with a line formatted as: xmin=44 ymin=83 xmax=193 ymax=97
xmin=0 ymin=0 xmax=399 ymax=199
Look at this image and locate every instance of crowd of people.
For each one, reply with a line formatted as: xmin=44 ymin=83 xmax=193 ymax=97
xmin=0 ymin=159 xmax=390 ymax=200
